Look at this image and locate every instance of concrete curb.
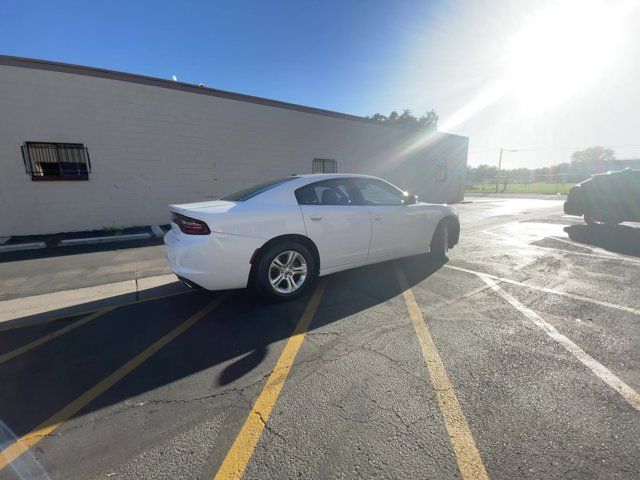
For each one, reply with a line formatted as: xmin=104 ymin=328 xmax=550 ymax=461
xmin=0 ymin=242 xmax=46 ymax=252
xmin=0 ymin=233 xmax=155 ymax=253
xmin=0 ymin=273 xmax=187 ymax=330
xmin=59 ymin=233 xmax=152 ymax=246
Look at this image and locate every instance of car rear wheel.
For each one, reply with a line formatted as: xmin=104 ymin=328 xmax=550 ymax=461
xmin=584 ymin=213 xmax=618 ymax=226
xmin=254 ymin=241 xmax=317 ymax=301
xmin=430 ymin=222 xmax=449 ymax=259
xmin=584 ymin=214 xmax=602 ymax=226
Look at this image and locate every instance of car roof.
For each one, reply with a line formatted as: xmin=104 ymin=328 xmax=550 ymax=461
xmin=291 ymin=173 xmax=381 ymax=181
xmin=250 ymin=173 xmax=387 ymax=203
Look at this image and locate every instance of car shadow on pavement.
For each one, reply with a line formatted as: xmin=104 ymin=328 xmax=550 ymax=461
xmin=0 ymin=255 xmax=446 ymax=438
xmin=564 ymin=224 xmax=640 ymax=257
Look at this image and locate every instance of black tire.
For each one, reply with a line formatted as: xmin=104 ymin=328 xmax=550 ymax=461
xmin=430 ymin=221 xmax=449 ymax=259
xmin=584 ymin=214 xmax=599 ymax=226
xmin=254 ymin=241 xmax=317 ymax=301
xmin=584 ymin=212 xmax=616 ymax=226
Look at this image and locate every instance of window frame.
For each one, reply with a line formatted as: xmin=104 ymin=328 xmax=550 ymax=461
xmin=312 ymin=158 xmax=338 ymax=174
xmin=21 ymin=142 xmax=91 ymax=181
xmin=435 ymin=165 xmax=448 ymax=182
xmin=295 ymin=177 xmax=360 ymax=206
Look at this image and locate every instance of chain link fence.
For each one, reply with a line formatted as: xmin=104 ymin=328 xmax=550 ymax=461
xmin=466 ymin=173 xmax=588 ymax=195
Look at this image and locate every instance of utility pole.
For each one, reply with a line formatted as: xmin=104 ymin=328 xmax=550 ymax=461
xmin=495 ymin=148 xmax=517 ymax=193
xmin=496 ymin=148 xmax=504 ymax=193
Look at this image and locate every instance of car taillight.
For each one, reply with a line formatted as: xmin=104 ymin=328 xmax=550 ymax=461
xmin=171 ymin=213 xmax=211 ymax=235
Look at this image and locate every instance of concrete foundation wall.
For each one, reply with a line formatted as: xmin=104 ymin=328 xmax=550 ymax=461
xmin=0 ymin=62 xmax=467 ymax=237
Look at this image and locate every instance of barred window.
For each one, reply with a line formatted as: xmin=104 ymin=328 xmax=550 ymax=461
xmin=312 ymin=158 xmax=337 ymax=174
xmin=21 ymin=142 xmax=91 ymax=181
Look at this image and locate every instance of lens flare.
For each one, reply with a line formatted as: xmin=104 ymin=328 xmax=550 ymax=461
xmin=503 ymin=0 xmax=629 ymax=110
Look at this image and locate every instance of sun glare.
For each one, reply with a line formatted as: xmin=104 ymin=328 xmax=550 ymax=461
xmin=504 ymin=0 xmax=629 ymax=110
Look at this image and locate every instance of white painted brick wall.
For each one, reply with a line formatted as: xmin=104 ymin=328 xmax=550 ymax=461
xmin=0 ymin=64 xmax=467 ymax=236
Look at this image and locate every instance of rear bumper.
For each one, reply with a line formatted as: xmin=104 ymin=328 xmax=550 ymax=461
xmin=176 ymin=275 xmax=204 ymax=289
xmin=164 ymin=229 xmax=262 ymax=291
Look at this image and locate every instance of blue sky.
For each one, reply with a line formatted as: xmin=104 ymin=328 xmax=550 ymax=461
xmin=2 ymin=0 xmax=640 ymax=167
xmin=1 ymin=0 xmax=439 ymax=115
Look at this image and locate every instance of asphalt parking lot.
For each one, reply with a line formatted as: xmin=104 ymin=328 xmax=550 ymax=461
xmin=1 ymin=196 xmax=639 ymax=480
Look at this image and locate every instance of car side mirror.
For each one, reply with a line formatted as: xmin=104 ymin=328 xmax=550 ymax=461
xmin=402 ymin=192 xmax=418 ymax=205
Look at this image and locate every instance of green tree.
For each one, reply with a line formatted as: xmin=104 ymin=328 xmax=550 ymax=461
xmin=368 ymin=109 xmax=438 ymax=131
xmin=570 ymin=146 xmax=615 ymax=168
xmin=466 ymin=164 xmax=497 ymax=182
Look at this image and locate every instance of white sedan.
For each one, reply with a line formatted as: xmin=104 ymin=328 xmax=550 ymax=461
xmin=165 ymin=174 xmax=459 ymax=300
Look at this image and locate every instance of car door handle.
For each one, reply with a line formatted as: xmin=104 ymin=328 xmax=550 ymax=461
xmin=309 ymin=215 xmax=322 ymax=221
xmin=373 ymin=216 xmax=383 ymax=221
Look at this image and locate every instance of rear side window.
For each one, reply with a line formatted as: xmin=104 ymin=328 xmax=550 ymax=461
xmin=295 ymin=178 xmax=355 ymax=205
xmin=221 ymin=177 xmax=295 ymax=201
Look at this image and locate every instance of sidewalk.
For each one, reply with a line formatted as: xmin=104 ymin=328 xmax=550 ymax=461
xmin=0 ymin=237 xmax=190 ymax=329
xmin=0 ymin=237 xmax=169 ymax=302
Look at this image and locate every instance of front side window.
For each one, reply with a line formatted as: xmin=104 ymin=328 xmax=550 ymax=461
xmin=312 ymin=158 xmax=337 ymax=173
xmin=22 ymin=142 xmax=91 ymax=181
xmin=295 ymin=178 xmax=354 ymax=205
xmin=352 ymin=178 xmax=404 ymax=206
xmin=221 ymin=177 xmax=295 ymax=201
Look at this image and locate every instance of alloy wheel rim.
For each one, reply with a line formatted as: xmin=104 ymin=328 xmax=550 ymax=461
xmin=269 ymin=250 xmax=307 ymax=294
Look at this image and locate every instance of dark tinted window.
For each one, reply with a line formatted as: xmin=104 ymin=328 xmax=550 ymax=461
xmin=221 ymin=177 xmax=295 ymax=201
xmin=295 ymin=178 xmax=354 ymax=205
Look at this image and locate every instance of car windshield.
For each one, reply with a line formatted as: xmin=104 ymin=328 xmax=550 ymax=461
xmin=220 ymin=177 xmax=296 ymax=201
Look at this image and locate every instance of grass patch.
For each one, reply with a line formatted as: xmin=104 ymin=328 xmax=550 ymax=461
xmin=466 ymin=182 xmax=575 ymax=194
xmin=103 ymin=226 xmax=124 ymax=236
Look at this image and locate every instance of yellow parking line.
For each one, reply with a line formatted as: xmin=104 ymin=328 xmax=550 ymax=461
xmin=0 ymin=289 xmax=198 ymax=364
xmin=0 ymin=294 xmax=228 ymax=471
xmin=0 ymin=308 xmax=115 ymax=365
xmin=213 ymin=279 xmax=328 ymax=480
xmin=395 ymin=265 xmax=488 ymax=480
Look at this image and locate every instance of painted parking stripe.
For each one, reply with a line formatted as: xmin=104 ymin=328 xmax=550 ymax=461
xmin=0 ymin=294 xmax=228 ymax=471
xmin=421 ymin=279 xmax=500 ymax=316
xmin=213 ymin=279 xmax=328 ymax=480
xmin=0 ymin=308 xmax=115 ymax=365
xmin=395 ymin=265 xmax=489 ymax=480
xmin=478 ymin=275 xmax=640 ymax=412
xmin=444 ymin=264 xmax=640 ymax=317
xmin=0 ymin=289 xmax=198 ymax=362
xmin=480 ymin=228 xmax=640 ymax=265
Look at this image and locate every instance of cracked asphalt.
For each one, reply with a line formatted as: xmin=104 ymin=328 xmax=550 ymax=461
xmin=1 ymin=196 xmax=639 ymax=479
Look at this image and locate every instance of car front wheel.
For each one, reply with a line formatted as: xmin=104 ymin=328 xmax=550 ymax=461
xmin=254 ymin=241 xmax=317 ymax=301
xmin=430 ymin=222 xmax=449 ymax=259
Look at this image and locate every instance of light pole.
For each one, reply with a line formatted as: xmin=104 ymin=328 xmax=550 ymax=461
xmin=495 ymin=148 xmax=518 ymax=193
